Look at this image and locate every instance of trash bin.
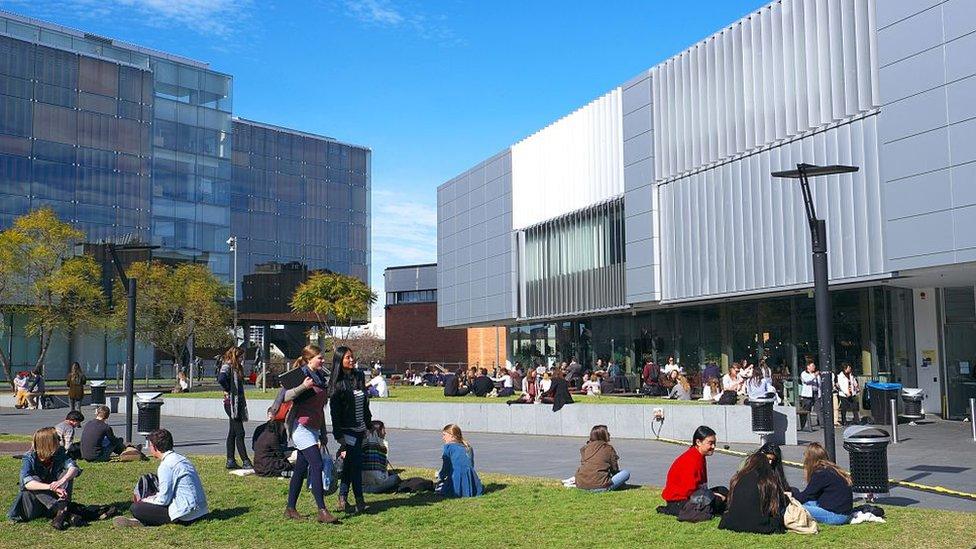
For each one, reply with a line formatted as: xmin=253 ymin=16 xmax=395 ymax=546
xmin=750 ymin=396 xmax=776 ymax=434
xmin=865 ymin=381 xmax=901 ymax=425
xmin=89 ymin=381 xmax=106 ymax=406
xmin=136 ymin=392 xmax=164 ymax=435
xmin=843 ymin=425 xmax=890 ymax=495
xmin=901 ymin=388 xmax=925 ymax=420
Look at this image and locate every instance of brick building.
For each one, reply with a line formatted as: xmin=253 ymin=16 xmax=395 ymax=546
xmin=385 ymin=264 xmax=506 ymax=372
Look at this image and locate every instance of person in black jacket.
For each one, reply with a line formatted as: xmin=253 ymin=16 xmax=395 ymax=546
xmin=329 ymin=346 xmax=371 ymax=514
xmin=218 ymin=346 xmax=251 ymax=470
xmin=253 ymin=409 xmax=292 ymax=478
xmin=719 ymin=451 xmax=788 ymax=534
xmin=470 ymin=368 xmax=494 ymax=397
xmin=540 ymin=368 xmax=574 ymax=412
xmin=792 ymin=442 xmax=853 ymax=525
xmin=80 ymin=406 xmax=126 ymax=461
xmin=443 ymin=368 xmax=470 ymax=397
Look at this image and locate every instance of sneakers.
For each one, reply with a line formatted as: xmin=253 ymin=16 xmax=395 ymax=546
xmin=225 ymin=459 xmax=241 ymax=470
xmin=113 ymin=517 xmax=144 ymax=528
xmin=241 ymin=459 xmax=254 ymax=469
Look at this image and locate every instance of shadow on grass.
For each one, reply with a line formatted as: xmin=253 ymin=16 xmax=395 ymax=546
xmin=482 ymin=482 xmax=506 ymax=495
xmin=363 ymin=482 xmax=508 ymax=513
xmin=203 ymin=507 xmax=250 ymax=521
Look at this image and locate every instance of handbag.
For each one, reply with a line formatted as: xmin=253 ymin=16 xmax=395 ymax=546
xmin=273 ymin=401 xmax=292 ymax=422
xmin=783 ymin=492 xmax=819 ymax=534
xmin=308 ymin=444 xmax=337 ymax=495
xmin=678 ymin=484 xmax=715 ymax=522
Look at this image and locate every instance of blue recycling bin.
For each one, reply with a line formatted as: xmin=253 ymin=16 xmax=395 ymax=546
xmin=865 ymin=381 xmax=902 ymax=425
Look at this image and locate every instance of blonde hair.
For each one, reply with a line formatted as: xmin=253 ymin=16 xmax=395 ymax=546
xmin=442 ymin=423 xmax=470 ymax=449
xmin=32 ymin=427 xmax=61 ymax=462
xmin=294 ymin=344 xmax=322 ymax=368
xmin=803 ymin=442 xmax=852 ymax=485
xmin=222 ymin=346 xmax=244 ymax=374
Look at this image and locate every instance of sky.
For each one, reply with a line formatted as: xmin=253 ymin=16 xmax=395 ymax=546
xmin=1 ymin=0 xmax=767 ymax=336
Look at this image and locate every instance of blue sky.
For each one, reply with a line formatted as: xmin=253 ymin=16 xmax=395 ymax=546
xmin=2 ymin=0 xmax=766 ymax=333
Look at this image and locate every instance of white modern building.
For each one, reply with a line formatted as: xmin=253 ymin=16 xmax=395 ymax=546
xmin=436 ymin=0 xmax=976 ymax=419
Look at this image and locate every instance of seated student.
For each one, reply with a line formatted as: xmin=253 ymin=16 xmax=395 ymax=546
xmin=574 ymin=425 xmax=630 ymax=492
xmin=658 ymin=425 xmax=728 ymax=517
xmin=114 ymin=429 xmax=209 ymax=527
xmin=491 ymin=368 xmax=515 ymax=397
xmin=443 ymin=369 xmax=471 ymax=397
xmin=435 ymin=424 xmax=482 ymax=498
xmin=367 ymin=368 xmax=389 ymax=398
xmin=718 ymin=451 xmax=788 ymax=534
xmin=718 ymin=364 xmax=742 ymax=405
xmin=470 ymin=368 xmax=495 ymax=397
xmin=362 ymin=420 xmax=400 ymax=494
xmin=745 ymin=367 xmax=777 ymax=403
xmin=55 ymin=411 xmax=85 ymax=460
xmin=666 ymin=371 xmax=692 ymax=400
xmin=80 ymin=406 xmax=127 ymax=462
xmin=581 ymin=372 xmax=602 ymax=396
xmin=641 ymin=360 xmax=664 ymax=396
xmin=701 ymin=378 xmax=722 ymax=403
xmin=7 ymin=427 xmax=117 ymax=529
xmin=791 ymin=442 xmax=853 ymax=525
xmin=253 ymin=409 xmax=293 ymax=478
xmin=172 ymin=371 xmax=189 ymax=394
xmin=507 ymin=374 xmax=536 ymax=405
xmin=540 ymin=368 xmax=574 ymax=411
xmin=26 ymin=370 xmax=45 ymax=410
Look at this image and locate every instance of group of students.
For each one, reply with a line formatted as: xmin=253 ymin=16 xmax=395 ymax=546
xmin=659 ymin=425 xmax=859 ymax=533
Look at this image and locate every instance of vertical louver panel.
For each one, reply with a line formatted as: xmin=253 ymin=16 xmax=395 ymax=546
xmin=652 ymin=0 xmax=880 ymax=182
xmin=511 ymin=88 xmax=624 ymax=230
xmin=659 ymin=114 xmax=883 ymax=302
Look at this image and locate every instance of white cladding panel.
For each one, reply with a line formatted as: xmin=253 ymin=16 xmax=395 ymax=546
xmin=511 ymin=88 xmax=624 ymax=229
xmin=652 ymin=0 xmax=880 ymax=182
xmin=660 ymin=114 xmax=884 ymax=301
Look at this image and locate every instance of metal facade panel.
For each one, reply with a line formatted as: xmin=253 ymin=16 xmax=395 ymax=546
xmin=384 ymin=265 xmax=437 ymax=293
xmin=511 ymin=88 xmax=625 ymax=230
xmin=652 ymin=0 xmax=880 ymax=183
xmin=660 ymin=115 xmax=884 ymax=301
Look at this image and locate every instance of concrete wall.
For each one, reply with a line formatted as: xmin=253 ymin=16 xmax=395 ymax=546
xmin=878 ymin=0 xmax=976 ymax=270
xmin=436 ymin=150 xmax=515 ymax=328
xmin=11 ymin=394 xmax=796 ymax=445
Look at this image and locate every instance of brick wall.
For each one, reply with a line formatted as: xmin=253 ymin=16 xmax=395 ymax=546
xmin=384 ymin=303 xmax=468 ymax=371
xmin=467 ymin=326 xmax=507 ymax=370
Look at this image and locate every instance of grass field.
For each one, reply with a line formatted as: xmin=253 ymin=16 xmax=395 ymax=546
xmin=0 ymin=455 xmax=972 ymax=549
xmin=164 ymin=385 xmax=704 ymax=406
xmin=0 ymin=434 xmax=31 ymax=442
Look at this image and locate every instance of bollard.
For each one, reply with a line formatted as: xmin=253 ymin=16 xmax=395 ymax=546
xmin=971 ymin=398 xmax=975 ymax=442
xmin=889 ymin=399 xmax=898 ymax=444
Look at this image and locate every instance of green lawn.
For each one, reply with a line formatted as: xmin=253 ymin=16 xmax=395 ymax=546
xmin=0 ymin=434 xmax=31 ymax=442
xmin=165 ymin=385 xmax=704 ymax=406
xmin=0 ymin=455 xmax=971 ymax=548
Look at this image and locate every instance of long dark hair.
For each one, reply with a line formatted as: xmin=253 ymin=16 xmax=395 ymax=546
xmin=727 ymin=452 xmax=786 ymax=517
xmin=328 ymin=345 xmax=358 ymax=393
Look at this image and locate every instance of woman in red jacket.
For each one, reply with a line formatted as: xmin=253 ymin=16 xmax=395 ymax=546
xmin=657 ymin=425 xmax=728 ymax=517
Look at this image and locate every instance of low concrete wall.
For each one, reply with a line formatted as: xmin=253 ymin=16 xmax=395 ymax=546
xmin=0 ymin=394 xmax=797 ymax=445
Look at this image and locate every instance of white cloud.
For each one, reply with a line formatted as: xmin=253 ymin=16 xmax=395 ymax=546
xmin=344 ymin=0 xmax=403 ymax=26
xmin=340 ymin=0 xmax=461 ymax=45
xmin=1 ymin=0 xmax=253 ymax=39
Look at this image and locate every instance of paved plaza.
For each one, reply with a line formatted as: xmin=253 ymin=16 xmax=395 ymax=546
xmin=2 ymin=406 xmax=974 ymax=512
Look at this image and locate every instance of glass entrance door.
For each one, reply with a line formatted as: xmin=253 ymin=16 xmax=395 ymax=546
xmin=941 ymin=287 xmax=976 ymax=420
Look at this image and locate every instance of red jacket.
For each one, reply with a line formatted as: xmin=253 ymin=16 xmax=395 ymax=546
xmin=661 ymin=446 xmax=707 ymax=502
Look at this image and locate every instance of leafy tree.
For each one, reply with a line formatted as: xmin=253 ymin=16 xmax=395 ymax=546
xmin=0 ymin=209 xmax=105 ymax=384
xmin=110 ymin=261 xmax=232 ymax=367
xmin=332 ymin=329 xmax=385 ymax=365
xmin=290 ymin=272 xmax=377 ymax=347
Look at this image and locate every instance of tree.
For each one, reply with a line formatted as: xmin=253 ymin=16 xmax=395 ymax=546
xmin=110 ymin=261 xmax=232 ymax=368
xmin=290 ymin=272 xmax=377 ymax=347
xmin=0 ymin=209 xmax=105 ymax=383
xmin=333 ymin=329 xmax=385 ymax=365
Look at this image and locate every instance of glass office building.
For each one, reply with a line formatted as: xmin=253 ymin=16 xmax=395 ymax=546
xmin=0 ymin=11 xmax=370 ymax=378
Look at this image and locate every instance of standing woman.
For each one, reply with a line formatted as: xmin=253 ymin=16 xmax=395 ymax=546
xmin=283 ymin=344 xmax=338 ymax=523
xmin=799 ymin=358 xmax=820 ymax=431
xmin=329 ymin=345 xmax=371 ymax=514
xmin=67 ymin=362 xmax=86 ymax=412
xmin=836 ymin=363 xmax=860 ymax=426
xmin=218 ymin=346 xmax=251 ymax=470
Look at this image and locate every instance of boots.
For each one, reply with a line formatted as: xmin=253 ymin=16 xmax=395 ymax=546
xmin=241 ymin=458 xmax=254 ymax=469
xmin=284 ymin=508 xmax=304 ymax=521
xmin=355 ymin=496 xmax=370 ymax=514
xmin=317 ymin=508 xmax=339 ymax=524
xmin=50 ymin=502 xmax=70 ymax=531
xmin=335 ymin=494 xmax=347 ymax=513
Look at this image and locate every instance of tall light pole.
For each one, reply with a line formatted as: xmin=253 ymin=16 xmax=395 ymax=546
xmin=227 ymin=236 xmax=238 ymax=345
xmin=772 ymin=163 xmax=858 ymax=462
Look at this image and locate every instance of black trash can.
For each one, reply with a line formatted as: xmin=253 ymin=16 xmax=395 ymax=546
xmin=865 ymin=382 xmax=901 ymax=425
xmin=843 ymin=425 xmax=890 ymax=495
xmin=750 ymin=396 xmax=775 ymax=434
xmin=89 ymin=382 xmax=106 ymax=406
xmin=136 ymin=399 xmax=163 ymax=435
xmin=901 ymin=388 xmax=925 ymax=420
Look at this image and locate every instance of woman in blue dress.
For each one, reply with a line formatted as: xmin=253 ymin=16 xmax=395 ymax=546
xmin=436 ymin=424 xmax=483 ymax=498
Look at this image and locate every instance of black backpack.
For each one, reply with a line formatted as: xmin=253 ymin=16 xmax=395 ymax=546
xmin=133 ymin=473 xmax=159 ymax=501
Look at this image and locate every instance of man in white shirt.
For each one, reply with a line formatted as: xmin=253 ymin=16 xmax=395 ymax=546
xmin=799 ymin=359 xmax=820 ymax=431
xmin=367 ymin=369 xmax=389 ymax=398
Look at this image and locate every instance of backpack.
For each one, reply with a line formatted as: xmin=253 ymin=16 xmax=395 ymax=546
xmin=133 ymin=473 xmax=159 ymax=502
xmin=678 ymin=484 xmax=715 ymax=522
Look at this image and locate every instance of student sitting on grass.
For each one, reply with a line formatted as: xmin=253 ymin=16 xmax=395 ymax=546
xmin=55 ymin=411 xmax=85 ymax=460
xmin=362 ymin=420 xmax=400 ymax=494
xmin=657 ymin=425 xmax=728 ymax=518
xmin=7 ymin=427 xmax=117 ymax=529
xmin=666 ymin=371 xmax=692 ymax=400
xmin=573 ymin=425 xmax=630 ymax=492
xmin=491 ymin=367 xmax=515 ymax=397
xmin=470 ymin=368 xmax=495 ymax=397
xmin=114 ymin=429 xmax=209 ymax=528
xmin=791 ymin=442 xmax=853 ymax=525
xmin=507 ymin=374 xmax=537 ymax=405
xmin=80 ymin=406 xmax=127 ymax=462
xmin=443 ymin=368 xmax=471 ymax=397
xmin=253 ymin=408 xmax=293 ymax=478
xmin=718 ymin=451 xmax=788 ymax=534
xmin=540 ymin=368 xmax=574 ymax=411
xmin=435 ymin=424 xmax=483 ymax=498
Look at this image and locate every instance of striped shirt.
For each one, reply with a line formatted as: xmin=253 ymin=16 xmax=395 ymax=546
xmin=352 ymin=389 xmax=367 ymax=432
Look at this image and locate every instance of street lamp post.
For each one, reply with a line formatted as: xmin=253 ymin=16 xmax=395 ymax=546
xmin=771 ymin=163 xmax=858 ymax=462
xmin=227 ymin=236 xmax=238 ymax=345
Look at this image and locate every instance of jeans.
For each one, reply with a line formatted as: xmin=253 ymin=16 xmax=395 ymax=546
xmin=803 ymin=501 xmax=850 ymax=525
xmin=339 ymin=431 xmax=365 ymax=500
xmin=226 ymin=418 xmax=249 ymax=463
xmin=587 ymin=470 xmax=631 ymax=492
